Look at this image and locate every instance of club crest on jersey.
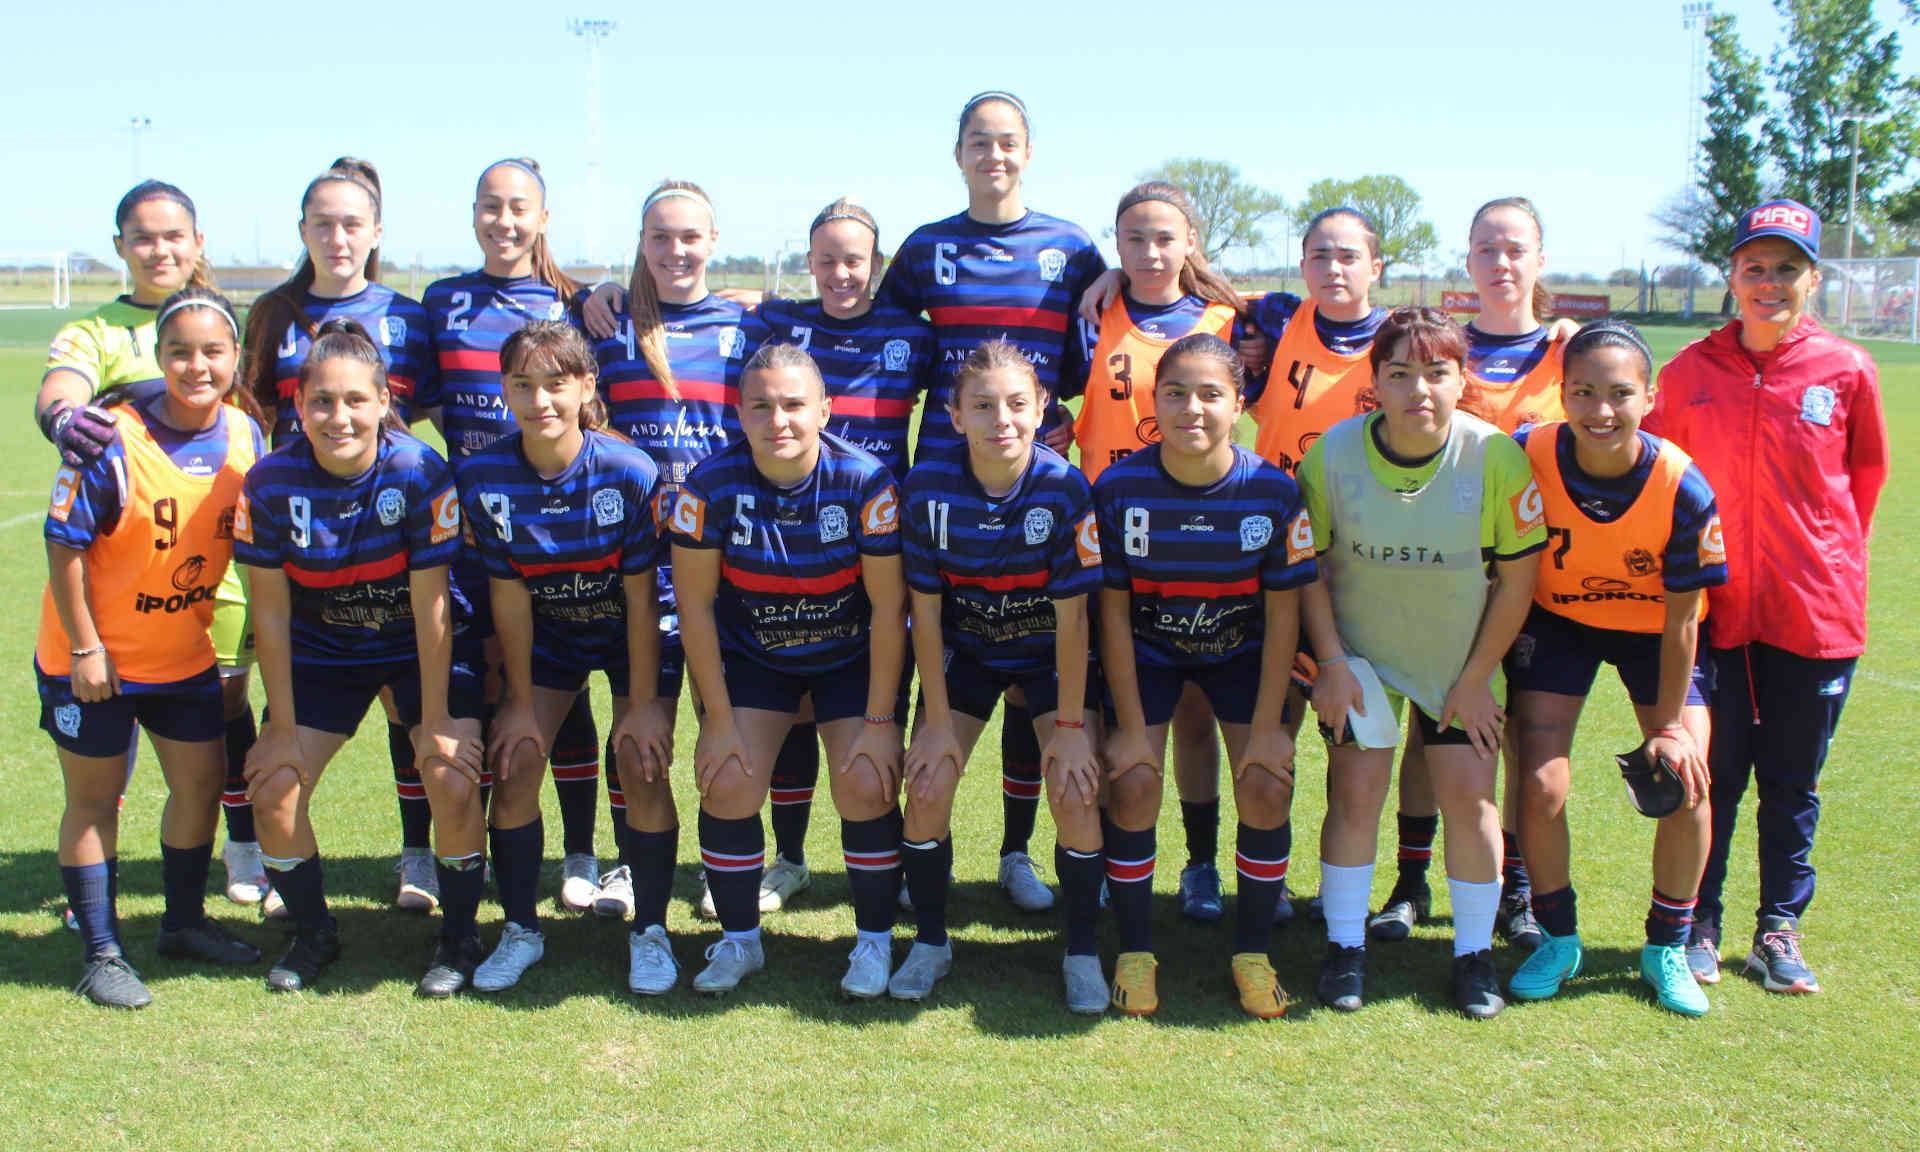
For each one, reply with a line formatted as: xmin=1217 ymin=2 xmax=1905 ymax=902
xmin=1037 ymin=248 xmax=1067 ymax=283
xmin=883 ymin=339 xmax=911 ymax=372
xmin=376 ymin=488 xmax=406 ymax=526
xmin=54 ymin=703 xmax=81 ymax=739
xmin=592 ymin=487 xmax=624 ymax=527
xmin=1024 ymin=507 xmax=1055 ymax=545
xmin=547 ymin=301 xmax=566 ymax=321
xmin=1239 ymin=515 xmax=1274 ymax=552
xmin=382 ymin=316 xmax=406 ymax=346
xmin=1800 ymin=385 xmax=1835 ymax=426
xmin=717 ymin=326 xmax=745 ymax=359
xmin=819 ymin=504 xmax=849 ymax=543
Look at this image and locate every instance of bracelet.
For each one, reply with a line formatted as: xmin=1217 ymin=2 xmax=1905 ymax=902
xmin=1054 ymin=718 xmax=1086 ymax=730
xmin=1318 ymin=654 xmax=1349 ymax=667
xmin=1651 ymin=724 xmax=1689 ymax=738
xmin=70 ymin=645 xmax=105 ymax=659
xmin=863 ymin=712 xmax=895 ymax=726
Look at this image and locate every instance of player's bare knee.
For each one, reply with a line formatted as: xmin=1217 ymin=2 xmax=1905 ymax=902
xmin=1106 ymin=765 xmax=1162 ymax=828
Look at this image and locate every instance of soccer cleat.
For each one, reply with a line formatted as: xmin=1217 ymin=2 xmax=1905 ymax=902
xmin=1744 ymin=916 xmax=1820 ymax=994
xmin=267 ymin=922 xmax=341 ymax=992
xmin=395 ymin=850 xmax=440 ymax=913
xmin=1230 ymin=952 xmax=1290 ymax=1019
xmin=1301 ymin=892 xmax=1325 ymax=922
xmin=593 ymin=865 xmax=635 ymax=920
xmin=840 ymin=936 xmax=892 ymax=1000
xmin=692 ymin=935 xmax=765 ymax=995
xmin=1508 ymin=931 xmax=1583 ymax=1001
xmin=887 ymin=940 xmax=953 ymax=1001
xmin=416 ymin=935 xmax=485 ymax=999
xmin=1367 ymin=878 xmax=1431 ymax=942
xmin=1178 ymin=861 xmax=1224 ymax=922
xmin=1641 ymin=943 xmax=1710 ymax=1017
xmin=695 ymin=873 xmax=718 ymax=921
xmin=472 ymin=923 xmax=546 ymax=992
xmin=1496 ymin=891 xmax=1543 ymax=951
xmin=1272 ymin=878 xmax=1296 ymax=925
xmin=759 ymin=855 xmax=813 ymax=913
xmin=1452 ymin=948 xmax=1506 ymax=1020
xmin=627 ymin=925 xmax=679 ymax=996
xmin=1063 ymin=953 xmax=1108 ymax=1015
xmin=1110 ymin=951 xmax=1160 ymax=1016
xmin=1318 ymin=944 xmax=1366 ymax=1012
xmin=261 ymin=885 xmax=288 ymax=920
xmin=558 ymin=853 xmax=600 ymax=913
xmin=156 ymin=918 xmax=261 ymax=967
xmin=1686 ymin=926 xmax=1722 ymax=986
xmin=223 ymin=840 xmax=269 ymax=905
xmin=998 ymin=851 xmax=1055 ymax=912
xmin=76 ymin=950 xmax=151 ymax=1009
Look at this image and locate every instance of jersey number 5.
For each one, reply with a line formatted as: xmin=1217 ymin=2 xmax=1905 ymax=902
xmin=731 ymin=494 xmax=756 ymax=547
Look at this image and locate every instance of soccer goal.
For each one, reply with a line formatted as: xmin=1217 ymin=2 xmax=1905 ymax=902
xmin=0 ymin=252 xmax=72 ymax=310
xmin=1814 ymin=258 xmax=1919 ymax=344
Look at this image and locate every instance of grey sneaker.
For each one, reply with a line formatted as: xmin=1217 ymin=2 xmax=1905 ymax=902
xmin=840 ymin=936 xmax=892 ymax=1000
xmin=558 ymin=853 xmax=600 ymax=912
xmin=695 ymin=873 xmax=719 ymax=921
xmin=759 ymin=855 xmax=813 ymax=913
xmin=472 ymin=922 xmax=545 ymax=992
xmin=396 ymin=849 xmax=440 ymax=912
xmin=627 ymin=924 xmax=678 ymax=995
xmin=593 ymin=865 xmax=635 ymax=919
xmin=887 ymin=940 xmax=954 ymax=1001
xmin=1062 ymin=953 xmax=1108 ymax=1015
xmin=998 ymin=851 xmax=1055 ymax=912
xmin=692 ymin=935 xmax=765 ymax=995
xmin=223 ymin=840 xmax=269 ymax=905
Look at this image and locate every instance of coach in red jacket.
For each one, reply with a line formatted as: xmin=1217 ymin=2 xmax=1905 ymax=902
xmin=1646 ymin=199 xmax=1887 ymax=995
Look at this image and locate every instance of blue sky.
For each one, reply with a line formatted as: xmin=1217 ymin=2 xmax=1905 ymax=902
xmin=5 ymin=0 xmax=1909 ymax=277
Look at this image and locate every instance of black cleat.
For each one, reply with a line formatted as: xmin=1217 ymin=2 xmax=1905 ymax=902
xmin=1496 ymin=892 xmax=1544 ymax=951
xmin=417 ymin=935 xmax=486 ymax=999
xmin=76 ymin=950 xmax=152 ymax=1009
xmin=1367 ymin=879 xmax=1431 ymax=942
xmin=1452 ymin=948 xmax=1507 ymax=1020
xmin=1317 ymin=943 xmax=1366 ymax=1012
xmin=157 ymin=918 xmax=261 ymax=966
xmin=267 ymin=922 xmax=340 ymax=992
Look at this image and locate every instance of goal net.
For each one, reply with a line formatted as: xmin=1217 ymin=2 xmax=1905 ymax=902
xmin=1813 ymin=258 xmax=1919 ymax=344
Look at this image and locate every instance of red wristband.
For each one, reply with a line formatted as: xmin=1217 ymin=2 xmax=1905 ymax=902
xmin=1054 ymin=718 xmax=1085 ymax=730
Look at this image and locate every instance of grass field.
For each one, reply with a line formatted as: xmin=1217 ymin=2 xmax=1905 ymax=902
xmin=0 ymin=310 xmax=1915 ymax=1150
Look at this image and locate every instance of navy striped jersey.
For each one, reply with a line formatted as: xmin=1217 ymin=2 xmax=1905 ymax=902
xmin=743 ymin=298 xmax=935 ymax=482
xmin=1093 ymin=444 xmax=1316 ymax=666
xmin=902 ymin=443 xmax=1101 ymax=676
xmin=591 ymin=293 xmax=748 ymax=495
xmin=264 ymin=284 xmax=435 ymax=445
xmin=877 ymin=210 xmax=1105 ymax=457
xmin=669 ymin=432 xmax=900 ymax=674
xmin=418 ymin=272 xmax=575 ymax=461
xmin=1467 ymin=324 xmax=1553 ymax=384
xmin=234 ymin=429 xmax=465 ymax=665
xmin=457 ymin=430 xmax=662 ymax=673
xmin=1241 ymin=293 xmax=1386 ymax=404
xmin=45 ymin=394 xmax=262 ymax=546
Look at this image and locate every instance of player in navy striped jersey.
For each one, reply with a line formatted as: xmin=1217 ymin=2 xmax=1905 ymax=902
xmin=417 ymin=158 xmax=611 ymax=917
xmin=236 ymin=320 xmax=483 ymax=995
xmin=670 ymin=343 xmax=908 ymax=998
xmin=1095 ymin=334 xmax=1316 ymax=1019
xmin=460 ymin=322 xmax=670 ymax=996
xmin=896 ymin=340 xmax=1106 ymax=1010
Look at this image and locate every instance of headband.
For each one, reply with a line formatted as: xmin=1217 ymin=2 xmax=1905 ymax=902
xmin=479 ymin=158 xmax=546 ymax=195
xmin=1118 ymin=190 xmax=1193 ymax=227
xmin=811 ymin=209 xmax=877 ymax=236
xmin=1568 ymin=320 xmax=1653 ymax=364
xmin=158 ymin=297 xmax=239 ymax=341
xmin=642 ymin=186 xmax=712 ymax=218
xmin=962 ymin=90 xmax=1028 ymax=122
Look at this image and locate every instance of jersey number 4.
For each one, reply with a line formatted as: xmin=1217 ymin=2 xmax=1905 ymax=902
xmin=1287 ymin=361 xmax=1314 ymax=410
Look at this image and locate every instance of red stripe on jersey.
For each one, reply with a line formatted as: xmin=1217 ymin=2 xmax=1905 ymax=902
xmin=276 ymin=377 xmax=297 ymax=400
xmin=1235 ymin=852 xmax=1290 ymax=882
xmin=928 ymin=305 xmax=1068 ymax=333
xmin=512 ymin=552 xmax=622 ymax=579
xmin=946 ymin=569 xmax=1050 ymax=592
xmin=388 ymin=374 xmax=416 ymax=401
xmin=721 ymin=562 xmax=859 ymax=595
xmin=285 ymin=550 xmax=408 ymax=588
xmin=1131 ymin=576 xmax=1261 ymax=598
xmin=1106 ymin=856 xmax=1156 ymax=883
xmin=829 ymin=394 xmax=916 ymax=419
xmin=439 ymin=349 xmax=501 ymax=373
xmin=608 ymin=378 xmax=739 ymax=405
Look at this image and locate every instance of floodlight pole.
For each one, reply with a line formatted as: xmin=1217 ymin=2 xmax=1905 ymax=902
xmin=128 ymin=115 xmax=151 ymax=184
xmin=571 ymin=18 xmax=618 ymax=272
xmin=1680 ymin=1 xmax=1713 ymax=319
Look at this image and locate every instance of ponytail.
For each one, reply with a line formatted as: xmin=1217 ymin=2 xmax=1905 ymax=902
xmin=115 ymin=179 xmax=220 ymax=292
xmin=479 ymin=157 xmax=582 ymax=306
xmin=303 ymin=317 xmax=405 ymax=433
xmin=1469 ymin=197 xmax=1553 ymax=323
xmin=626 ymin=179 xmax=715 ymax=403
xmin=1114 ymin=182 xmax=1244 ymax=317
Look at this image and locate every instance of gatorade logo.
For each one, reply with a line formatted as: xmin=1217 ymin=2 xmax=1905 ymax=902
xmin=862 ymin=487 xmax=899 ymax=536
xmin=1286 ymin=509 xmax=1315 ymax=565
xmin=1074 ymin=512 xmax=1100 ymax=568
xmin=1699 ymin=514 xmax=1726 ymax=568
xmin=670 ymin=492 xmax=707 ymax=539
xmin=429 ymin=488 xmax=461 ymax=544
xmin=232 ymin=494 xmax=253 ymax=543
xmin=49 ymin=468 xmax=78 ymax=523
xmin=1511 ymin=480 xmax=1545 ymax=537
xmin=1750 ymin=204 xmax=1812 ymax=236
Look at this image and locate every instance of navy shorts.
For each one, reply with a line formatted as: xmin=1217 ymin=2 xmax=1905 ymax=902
xmin=724 ymin=650 xmax=878 ymax=724
xmin=1113 ymin=648 xmax=1263 ymax=728
xmin=941 ymin=647 xmax=1093 ymax=723
xmin=533 ymin=641 xmax=685 ymax=702
xmin=293 ymin=650 xmax=486 ymax=735
xmin=1506 ymin=605 xmax=1712 ymax=708
xmin=38 ymin=665 xmax=223 ymax=757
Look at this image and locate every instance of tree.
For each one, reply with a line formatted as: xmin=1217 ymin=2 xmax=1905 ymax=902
xmin=1290 ymin=175 xmax=1439 ymax=283
xmin=1695 ymin=13 xmax=1768 ymax=269
xmin=1136 ymin=158 xmax=1285 ymax=261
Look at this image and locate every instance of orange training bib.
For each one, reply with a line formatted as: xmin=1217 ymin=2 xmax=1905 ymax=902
xmin=1250 ymin=300 xmax=1375 ymax=475
xmin=1074 ymin=294 xmax=1235 ymax=482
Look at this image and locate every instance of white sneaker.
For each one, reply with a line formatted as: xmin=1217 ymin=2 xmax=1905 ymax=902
xmin=627 ymin=925 xmax=678 ymax=995
xmin=998 ymin=851 xmax=1055 ymax=912
xmin=473 ymin=922 xmax=545 ymax=992
xmin=695 ymin=873 xmax=718 ymax=921
xmin=594 ymin=865 xmax=635 ymax=919
xmin=1062 ymin=953 xmax=1108 ymax=1015
xmin=396 ymin=850 xmax=439 ymax=912
xmin=224 ymin=840 xmax=268 ymax=905
xmin=887 ymin=940 xmax=953 ymax=1001
xmin=692 ymin=935 xmax=765 ymax=995
xmin=262 ymin=885 xmax=288 ymax=920
xmin=559 ymin=853 xmax=600 ymax=912
xmin=759 ymin=855 xmax=813 ymax=913
xmin=841 ymin=936 xmax=892 ymax=1000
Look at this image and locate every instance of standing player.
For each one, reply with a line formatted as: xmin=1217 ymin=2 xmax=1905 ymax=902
xmin=1504 ymin=322 xmax=1724 ymax=1017
xmin=879 ymin=90 xmax=1106 ymax=911
xmin=33 ymin=183 xmax=268 ymax=913
xmin=1301 ymin=307 xmax=1545 ymax=1020
xmin=670 ymin=344 xmax=908 ymax=997
xmin=895 ymin=340 xmax=1103 ymax=1009
xmin=237 ymin=319 xmax=481 ymax=993
xmin=1096 ymin=334 xmax=1314 ymax=1019
xmin=417 ymin=157 xmax=609 ymax=915
xmin=40 ymin=286 xmax=264 ymax=1007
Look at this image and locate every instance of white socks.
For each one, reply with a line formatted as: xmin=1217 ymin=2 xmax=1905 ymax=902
xmin=1449 ymin=877 xmax=1501 ymax=956
xmin=1320 ymin=861 xmax=1376 ymax=949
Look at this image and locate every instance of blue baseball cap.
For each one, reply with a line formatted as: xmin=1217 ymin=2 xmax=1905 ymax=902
xmin=1732 ymin=199 xmax=1821 ymax=261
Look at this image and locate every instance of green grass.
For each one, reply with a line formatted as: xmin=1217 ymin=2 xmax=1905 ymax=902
xmin=0 ymin=320 xmax=1916 ymax=1150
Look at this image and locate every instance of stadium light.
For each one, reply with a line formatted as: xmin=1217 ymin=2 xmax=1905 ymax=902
xmin=1836 ymin=108 xmax=1886 ymax=328
xmin=1679 ymin=2 xmax=1713 ymax=318
xmin=570 ymin=18 xmax=618 ymax=271
xmin=127 ymin=115 xmax=152 ymax=184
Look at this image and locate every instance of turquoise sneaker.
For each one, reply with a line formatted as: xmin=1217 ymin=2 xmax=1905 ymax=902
xmin=1641 ymin=943 xmax=1710 ymax=1017
xmin=1508 ymin=931 xmax=1583 ymax=1001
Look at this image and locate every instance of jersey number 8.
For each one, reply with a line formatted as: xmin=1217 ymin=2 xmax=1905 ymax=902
xmin=1124 ymin=507 xmax=1150 ymax=558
